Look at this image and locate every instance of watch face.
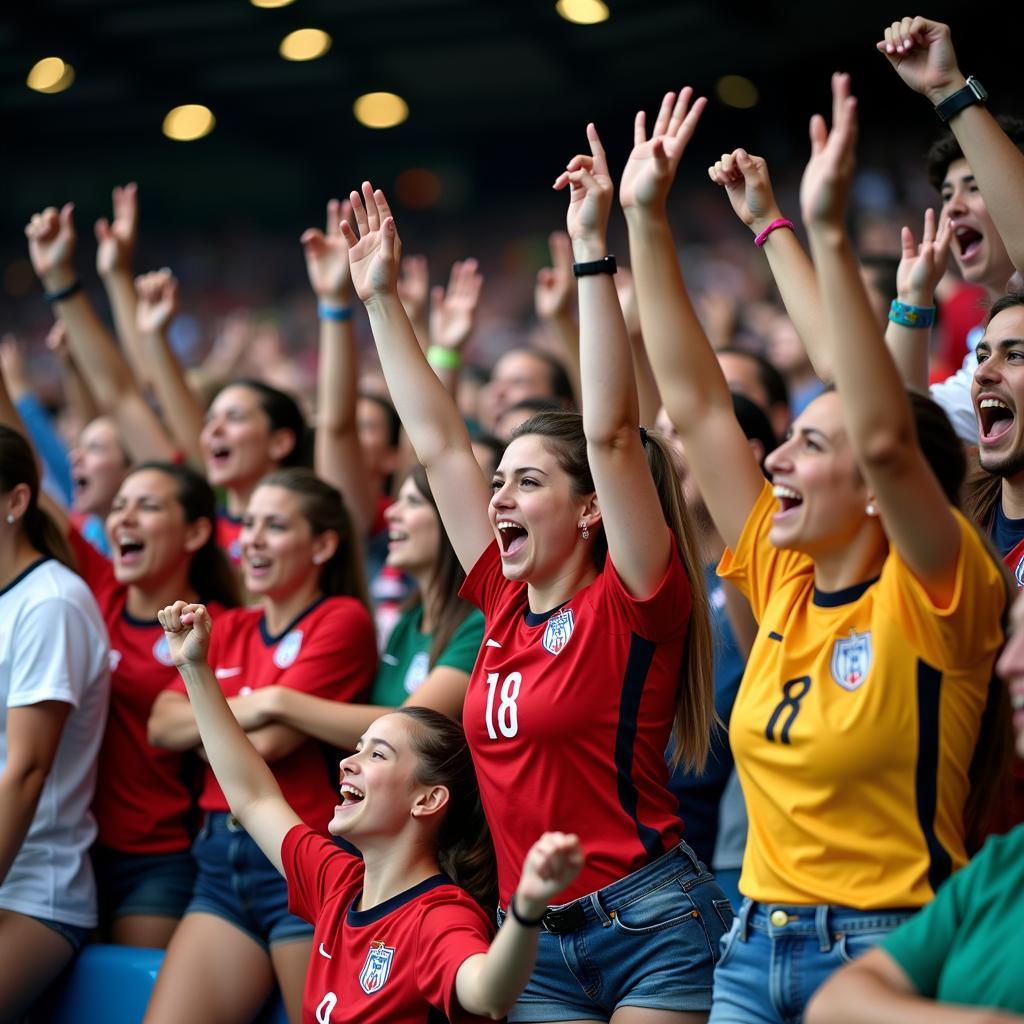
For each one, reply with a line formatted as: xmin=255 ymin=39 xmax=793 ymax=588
xmin=967 ymin=77 xmax=988 ymax=101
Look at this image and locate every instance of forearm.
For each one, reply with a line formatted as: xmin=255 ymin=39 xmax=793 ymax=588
xmin=0 ymin=770 xmax=46 ymax=886
xmin=101 ymin=270 xmax=147 ymax=385
xmin=148 ymin=696 xmax=203 ymax=751
xmin=885 ymin=319 xmax=932 ymax=390
xmin=542 ymin=314 xmax=582 ymax=408
xmin=629 ymin=328 xmax=662 ymax=428
xmin=141 ymin=327 xmax=205 ymax=464
xmin=260 ymin=689 xmax=385 ymax=751
xmin=60 ymin=357 xmax=101 ymax=427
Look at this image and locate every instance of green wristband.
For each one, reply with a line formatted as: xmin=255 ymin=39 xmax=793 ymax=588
xmin=427 ymin=345 xmax=461 ymax=370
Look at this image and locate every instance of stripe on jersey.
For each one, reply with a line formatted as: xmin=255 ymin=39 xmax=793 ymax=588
xmin=915 ymin=660 xmax=952 ymax=894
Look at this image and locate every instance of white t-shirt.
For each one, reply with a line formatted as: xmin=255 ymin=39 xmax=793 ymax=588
xmin=928 ymin=327 xmax=983 ymax=446
xmin=0 ymin=557 xmax=110 ymax=927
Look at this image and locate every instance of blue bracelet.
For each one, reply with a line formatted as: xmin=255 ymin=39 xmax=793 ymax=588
xmin=318 ymin=302 xmax=353 ymax=322
xmin=888 ymin=300 xmax=936 ymax=329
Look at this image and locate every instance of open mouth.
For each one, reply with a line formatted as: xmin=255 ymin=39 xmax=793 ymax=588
xmin=246 ymin=555 xmax=272 ymax=574
xmin=209 ymin=446 xmax=232 ymax=465
xmin=772 ymin=484 xmax=804 ymax=514
xmin=978 ymin=397 xmax=1015 ymax=444
xmin=339 ymin=783 xmax=364 ymax=806
xmin=116 ymin=537 xmax=145 ymax=564
xmin=955 ymin=226 xmax=983 ymax=263
xmin=387 ymin=529 xmax=408 ymax=545
xmin=496 ymin=519 xmax=528 ymax=556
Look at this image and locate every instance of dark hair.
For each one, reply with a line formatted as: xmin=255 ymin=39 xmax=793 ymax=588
xmin=469 ymin=431 xmax=504 ymax=480
xmin=509 ymin=411 xmax=716 ymax=772
xmin=258 ymin=467 xmax=370 ymax=612
xmin=496 ymin=348 xmax=575 ymax=408
xmin=859 ymin=255 xmax=901 ymax=309
xmin=908 ymin=389 xmax=967 ymax=506
xmin=502 ymin=396 xmax=565 ymax=421
xmin=230 ymin=379 xmax=311 ymax=468
xmin=731 ymin=392 xmax=777 ymax=468
xmin=927 ymin=115 xmax=1024 ymax=191
xmin=128 ymin=462 xmax=240 ymax=609
xmin=718 ymin=347 xmax=790 ymax=415
xmin=0 ymin=426 xmax=76 ymax=570
xmin=358 ymin=392 xmax=402 ymax=451
xmin=395 ymin=706 xmax=497 ymax=910
xmin=402 ymin=466 xmax=476 ymax=669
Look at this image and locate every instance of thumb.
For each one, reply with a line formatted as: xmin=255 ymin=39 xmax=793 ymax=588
xmin=60 ymin=202 xmax=76 ymax=233
xmin=430 ymin=285 xmax=444 ymax=316
xmin=382 ymin=217 xmax=398 ymax=264
xmin=95 ymin=217 xmax=111 ymax=242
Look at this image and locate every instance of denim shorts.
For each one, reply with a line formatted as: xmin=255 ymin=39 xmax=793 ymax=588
xmin=498 ymin=842 xmax=733 ymax=1022
xmin=185 ymin=812 xmax=313 ymax=950
xmin=709 ymin=898 xmax=914 ymax=1024
xmin=92 ymin=844 xmax=196 ymax=922
xmin=34 ymin=915 xmax=91 ymax=953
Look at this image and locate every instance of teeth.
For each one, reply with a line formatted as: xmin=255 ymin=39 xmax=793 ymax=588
xmin=772 ymin=485 xmax=802 ymax=501
xmin=388 ymin=530 xmax=408 ymax=541
xmin=340 ymin=784 xmax=364 ymax=800
xmin=980 ymin=399 xmax=1010 ymax=411
xmin=497 ymin=520 xmax=523 ymax=531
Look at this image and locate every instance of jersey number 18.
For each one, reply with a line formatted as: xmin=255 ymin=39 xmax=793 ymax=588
xmin=485 ymin=671 xmax=521 ymax=739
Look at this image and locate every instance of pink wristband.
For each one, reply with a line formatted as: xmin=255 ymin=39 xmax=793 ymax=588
xmin=753 ymin=218 xmax=795 ymax=248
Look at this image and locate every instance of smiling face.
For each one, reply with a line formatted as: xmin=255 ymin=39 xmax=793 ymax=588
xmin=383 ymin=475 xmax=440 ymax=577
xmin=106 ymin=468 xmax=208 ymax=588
xmin=942 ymin=158 xmax=1015 ymax=296
xmin=972 ymin=305 xmax=1024 ymax=480
xmin=487 ymin=350 xmax=557 ymax=426
xmin=762 ymin=391 xmax=874 ymax=557
xmin=69 ymin=417 xmax=129 ymax=516
xmin=200 ymin=385 xmax=282 ymax=491
xmin=489 ymin=433 xmax=592 ymax=585
xmin=996 ymin=591 xmax=1024 ymax=759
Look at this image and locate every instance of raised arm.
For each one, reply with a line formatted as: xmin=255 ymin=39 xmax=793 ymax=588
xmin=428 ymin=258 xmax=484 ymax=396
xmin=158 ymin=603 xmax=300 ymax=875
xmin=552 ymin=123 xmax=672 ymax=596
xmin=622 ymin=90 xmax=764 ymax=550
xmin=708 ymin=149 xmax=831 ymax=380
xmin=879 ymin=16 xmax=1024 ymax=275
xmin=341 ymin=183 xmax=493 ymax=573
xmin=24 ymin=204 xmax=177 ymax=463
xmin=397 ymin=254 xmax=431 ymax=352
xmin=533 ymin=232 xmax=581 ymax=406
xmin=614 ymin=267 xmax=662 ymax=427
xmin=801 ymin=74 xmax=961 ymax=599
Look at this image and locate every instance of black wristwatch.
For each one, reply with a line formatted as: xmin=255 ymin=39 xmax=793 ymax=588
xmin=935 ymin=76 xmax=987 ymax=123
xmin=572 ymin=255 xmax=617 ymax=278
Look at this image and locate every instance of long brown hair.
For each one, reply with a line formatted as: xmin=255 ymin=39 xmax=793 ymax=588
xmin=510 ymin=411 xmax=716 ymax=774
xmin=396 ymin=706 xmax=497 ymax=910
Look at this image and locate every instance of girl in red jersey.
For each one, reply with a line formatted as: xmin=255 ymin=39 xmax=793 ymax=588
xmin=146 ymin=469 xmax=377 ymax=1024
xmin=158 ymin=599 xmax=584 ymax=1024
xmin=339 ymin=129 xmax=728 ymax=1019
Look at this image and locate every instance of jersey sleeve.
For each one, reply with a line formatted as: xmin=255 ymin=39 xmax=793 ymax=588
xmin=877 ymin=511 xmax=1007 ymax=671
xmin=283 ymin=601 xmax=377 ymax=702
xmin=717 ymin=479 xmax=813 ymax=622
xmin=415 ymin=895 xmax=493 ymax=1021
xmin=459 ymin=541 xmax=509 ymax=617
xmin=281 ymin=823 xmax=363 ymax=925
xmin=68 ymin=524 xmax=116 ymax=600
xmin=434 ymin=609 xmax=486 ymax=674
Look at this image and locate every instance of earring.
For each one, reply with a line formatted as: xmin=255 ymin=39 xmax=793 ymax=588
xmin=312 ymin=554 xmax=324 ymax=565
xmin=578 ymin=519 xmax=589 ymax=540
xmin=865 ymin=503 xmax=877 ymax=517
xmin=4 ymin=514 xmax=14 ymax=525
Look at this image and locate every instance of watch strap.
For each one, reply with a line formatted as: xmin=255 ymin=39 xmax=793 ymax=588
xmin=935 ymin=77 xmax=987 ymax=123
xmin=572 ymin=255 xmax=617 ymax=278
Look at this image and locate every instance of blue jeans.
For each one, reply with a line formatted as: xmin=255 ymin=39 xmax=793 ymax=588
xmin=709 ymin=899 xmax=914 ymax=1024
xmin=92 ymin=844 xmax=196 ymax=922
xmin=498 ymin=842 xmax=733 ymax=1022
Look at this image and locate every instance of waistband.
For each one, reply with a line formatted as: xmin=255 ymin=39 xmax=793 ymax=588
xmin=203 ymin=810 xmax=247 ymax=833
xmin=501 ymin=841 xmax=707 ymax=935
xmin=735 ymin=899 xmax=915 ymax=950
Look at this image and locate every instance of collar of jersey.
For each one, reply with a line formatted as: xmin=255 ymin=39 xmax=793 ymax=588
xmin=523 ymin=600 xmax=572 ymax=627
xmin=0 ymin=556 xmax=50 ymax=599
xmin=259 ymin=594 xmax=327 ymax=646
xmin=346 ymin=873 xmax=453 ymax=926
xmin=812 ymin=576 xmax=879 ymax=608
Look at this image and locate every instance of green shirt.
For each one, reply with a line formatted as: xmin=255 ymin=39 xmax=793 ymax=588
xmin=882 ymin=824 xmax=1024 ymax=1012
xmin=371 ymin=605 xmax=485 ymax=707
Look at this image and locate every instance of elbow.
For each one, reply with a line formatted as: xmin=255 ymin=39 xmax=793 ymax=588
xmin=857 ymin=426 xmax=916 ymax=474
xmin=583 ymin=419 xmax=636 ymax=451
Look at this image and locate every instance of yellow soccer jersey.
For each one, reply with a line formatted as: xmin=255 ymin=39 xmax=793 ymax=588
xmin=718 ymin=480 xmax=1006 ymax=910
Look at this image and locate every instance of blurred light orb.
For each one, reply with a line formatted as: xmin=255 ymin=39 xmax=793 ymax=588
xmin=279 ymin=28 xmax=332 ymax=62
xmin=555 ymin=0 xmax=610 ymax=25
xmin=716 ymin=75 xmax=759 ymax=109
xmin=163 ymin=104 xmax=216 ymax=142
xmin=27 ymin=57 xmax=75 ymax=94
xmin=250 ymin=0 xmax=296 ymax=7
xmin=354 ymin=92 xmax=409 ymax=130
xmin=396 ymin=169 xmax=443 ymax=209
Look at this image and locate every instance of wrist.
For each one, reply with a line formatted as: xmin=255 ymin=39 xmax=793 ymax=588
xmin=510 ymin=891 xmax=547 ymax=925
xmin=41 ymin=267 xmax=77 ymax=293
xmin=749 ymin=210 xmax=785 ymax=236
xmin=570 ymin=237 xmax=608 ymax=262
xmin=178 ymin=659 xmax=211 ymax=679
xmin=926 ymin=72 xmax=968 ymax=107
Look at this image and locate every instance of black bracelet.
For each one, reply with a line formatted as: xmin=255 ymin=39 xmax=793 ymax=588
xmin=44 ymin=278 xmax=83 ymax=304
xmin=509 ymin=894 xmax=546 ymax=928
xmin=572 ymin=254 xmax=617 ymax=278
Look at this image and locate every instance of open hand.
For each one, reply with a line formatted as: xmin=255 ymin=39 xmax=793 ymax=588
xmin=896 ymin=208 xmax=952 ymax=307
xmin=95 ymin=182 xmax=139 ymax=278
xmin=876 ymin=17 xmax=965 ymax=105
xmin=135 ymin=268 xmax=179 ymax=335
xmin=534 ymin=231 xmax=575 ymax=323
xmin=620 ymin=88 xmax=707 ymax=215
xmin=708 ymin=149 xmax=783 ymax=235
xmin=340 ymin=182 xmax=402 ymax=302
xmin=513 ymin=832 xmax=585 ymax=918
xmin=301 ymin=198 xmax=353 ymax=302
xmin=554 ymin=123 xmax=614 ymax=261
xmin=799 ymin=73 xmax=859 ymax=230
xmin=158 ymin=601 xmax=212 ymax=667
xmin=25 ymin=204 xmax=77 ymax=290
xmin=430 ymin=258 xmax=483 ymax=351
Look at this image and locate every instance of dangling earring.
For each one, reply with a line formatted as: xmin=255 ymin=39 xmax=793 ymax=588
xmin=578 ymin=519 xmax=589 ymax=540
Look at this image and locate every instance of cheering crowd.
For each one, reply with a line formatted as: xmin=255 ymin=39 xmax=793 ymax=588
xmin=1 ymin=15 xmax=1023 ymax=1024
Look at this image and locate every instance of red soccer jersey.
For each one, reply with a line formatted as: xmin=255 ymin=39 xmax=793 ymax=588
xmin=70 ymin=528 xmax=219 ymax=854
xmin=282 ymin=825 xmax=492 ymax=1024
xmin=460 ymin=538 xmax=691 ymax=906
xmin=170 ymin=598 xmax=376 ymax=828
xmin=215 ymin=511 xmax=244 ymax=567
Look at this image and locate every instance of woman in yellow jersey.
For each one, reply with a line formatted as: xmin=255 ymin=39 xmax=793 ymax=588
xmin=623 ymin=77 xmax=1012 ymax=1023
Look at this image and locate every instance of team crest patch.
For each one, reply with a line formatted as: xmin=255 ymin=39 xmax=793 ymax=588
xmin=358 ymin=940 xmax=394 ymax=995
xmin=273 ymin=630 xmax=303 ymax=669
xmin=542 ymin=608 xmax=575 ymax=656
xmin=830 ymin=630 xmax=872 ymax=691
xmin=1016 ymin=553 xmax=1024 ymax=588
xmin=152 ymin=635 xmax=175 ymax=667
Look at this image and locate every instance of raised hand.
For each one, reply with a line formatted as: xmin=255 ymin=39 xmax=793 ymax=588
xmin=95 ymin=182 xmax=139 ymax=278
xmin=158 ymin=601 xmax=212 ymax=667
xmin=799 ymin=73 xmax=859 ymax=230
xmin=339 ymin=182 xmax=402 ymax=303
xmin=430 ymin=258 xmax=483 ymax=351
xmin=896 ymin=208 xmax=952 ymax=307
xmin=876 ymin=17 xmax=965 ymax=104
xmin=620 ymin=88 xmax=707 ymax=215
xmin=397 ymin=254 xmax=429 ymax=325
xmin=553 ymin=123 xmax=614 ymax=260
xmin=135 ymin=268 xmax=179 ymax=335
xmin=534 ymin=231 xmax=575 ymax=323
xmin=513 ymin=832 xmax=585 ymax=917
xmin=25 ymin=204 xmax=77 ymax=290
xmin=0 ymin=335 xmax=30 ymax=396
xmin=301 ymin=198 xmax=353 ymax=302
xmin=708 ymin=149 xmax=783 ymax=234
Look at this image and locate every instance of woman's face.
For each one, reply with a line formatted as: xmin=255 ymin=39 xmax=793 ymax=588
xmin=996 ymin=590 xmax=1024 ymax=759
xmin=106 ymin=469 xmax=206 ymax=588
xmin=70 ymin=417 xmax=129 ymax=516
xmin=762 ymin=391 xmax=872 ymax=557
xmin=383 ymin=476 xmax=440 ymax=577
xmin=489 ymin=433 xmax=590 ymax=585
xmin=240 ymin=484 xmax=332 ymax=600
xmin=201 ymin=385 xmax=282 ymax=491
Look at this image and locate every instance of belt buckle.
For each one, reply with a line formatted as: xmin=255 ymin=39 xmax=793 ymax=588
xmin=226 ymin=813 xmax=243 ymax=832
xmin=541 ymin=901 xmax=586 ymax=934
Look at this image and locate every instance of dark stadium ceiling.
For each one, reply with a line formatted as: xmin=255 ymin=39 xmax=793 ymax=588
xmin=0 ymin=0 xmax=1006 ymax=234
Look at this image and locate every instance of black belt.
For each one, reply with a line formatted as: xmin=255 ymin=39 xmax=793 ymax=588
xmin=539 ymin=900 xmax=589 ymax=934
